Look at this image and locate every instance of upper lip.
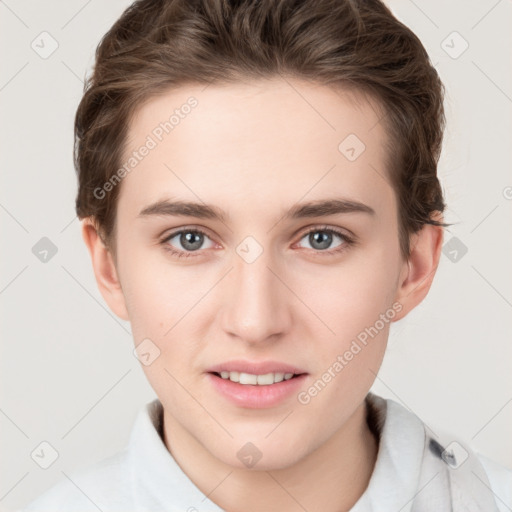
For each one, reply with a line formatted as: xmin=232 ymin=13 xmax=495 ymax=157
xmin=207 ymin=360 xmax=307 ymax=375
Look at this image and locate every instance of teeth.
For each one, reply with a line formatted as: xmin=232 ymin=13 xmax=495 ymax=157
xmin=239 ymin=372 xmax=258 ymax=385
xmin=218 ymin=371 xmax=296 ymax=385
xmin=256 ymin=373 xmax=274 ymax=385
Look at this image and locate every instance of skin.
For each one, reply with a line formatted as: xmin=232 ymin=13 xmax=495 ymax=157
xmin=82 ymin=77 xmax=443 ymax=512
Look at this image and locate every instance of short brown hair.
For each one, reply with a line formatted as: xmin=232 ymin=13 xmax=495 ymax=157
xmin=74 ymin=0 xmax=449 ymax=260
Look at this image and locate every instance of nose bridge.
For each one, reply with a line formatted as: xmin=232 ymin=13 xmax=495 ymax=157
xmin=220 ymin=237 xmax=289 ymax=343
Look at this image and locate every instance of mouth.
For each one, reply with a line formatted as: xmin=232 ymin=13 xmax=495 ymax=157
xmin=206 ymin=360 xmax=308 ymax=408
xmin=210 ymin=371 xmax=303 ymax=385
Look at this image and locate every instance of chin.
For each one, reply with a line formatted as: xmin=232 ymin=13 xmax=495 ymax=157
xmin=205 ymin=430 xmax=310 ymax=471
xmin=221 ymin=450 xmax=304 ymax=472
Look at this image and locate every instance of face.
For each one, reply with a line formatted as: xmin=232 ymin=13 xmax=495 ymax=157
xmin=99 ymin=77 xmax=412 ymax=469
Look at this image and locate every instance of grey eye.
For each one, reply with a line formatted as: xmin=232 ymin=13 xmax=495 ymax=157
xmin=165 ymin=230 xmax=215 ymax=252
xmin=298 ymin=230 xmax=345 ymax=251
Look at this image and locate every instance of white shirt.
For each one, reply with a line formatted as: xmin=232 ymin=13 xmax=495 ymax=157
xmin=22 ymin=395 xmax=512 ymax=512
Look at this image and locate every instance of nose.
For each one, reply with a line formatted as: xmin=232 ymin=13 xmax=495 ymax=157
xmin=219 ymin=244 xmax=292 ymax=345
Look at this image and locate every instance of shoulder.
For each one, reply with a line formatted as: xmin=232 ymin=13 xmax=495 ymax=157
xmin=477 ymin=453 xmax=512 ymax=512
xmin=366 ymin=393 xmax=512 ymax=510
xmin=22 ymin=399 xmax=163 ymax=512
xmin=22 ymin=448 xmax=132 ymax=512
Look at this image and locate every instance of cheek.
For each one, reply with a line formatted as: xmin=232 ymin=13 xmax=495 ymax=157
xmin=292 ymin=244 xmax=400 ymax=394
xmin=119 ymin=250 xmax=208 ymax=380
xmin=294 ymin=275 xmax=395 ymax=424
xmin=118 ymin=246 xmax=196 ymax=335
xmin=297 ymin=246 xmax=399 ymax=338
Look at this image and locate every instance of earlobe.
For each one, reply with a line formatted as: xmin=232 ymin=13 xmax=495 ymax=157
xmin=392 ymin=222 xmax=444 ymax=322
xmin=81 ymin=218 xmax=130 ymax=321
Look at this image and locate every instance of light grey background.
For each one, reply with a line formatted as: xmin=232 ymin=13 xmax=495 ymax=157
xmin=1 ymin=0 xmax=511 ymax=510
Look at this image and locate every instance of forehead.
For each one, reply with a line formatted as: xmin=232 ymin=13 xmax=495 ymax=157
xmin=118 ymin=77 xmax=394 ymax=221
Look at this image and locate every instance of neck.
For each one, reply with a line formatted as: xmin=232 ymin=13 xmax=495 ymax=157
xmin=162 ymin=399 xmax=378 ymax=512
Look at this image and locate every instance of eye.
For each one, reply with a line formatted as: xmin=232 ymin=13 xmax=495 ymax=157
xmin=296 ymin=226 xmax=354 ymax=255
xmin=160 ymin=225 xmax=355 ymax=260
xmin=161 ymin=228 xmax=216 ymax=258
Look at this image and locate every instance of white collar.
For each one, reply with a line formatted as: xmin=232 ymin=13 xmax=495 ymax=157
xmin=127 ymin=398 xmax=225 ymax=511
xmin=125 ymin=393 xmax=425 ymax=511
xmin=351 ymin=393 xmax=425 ymax=511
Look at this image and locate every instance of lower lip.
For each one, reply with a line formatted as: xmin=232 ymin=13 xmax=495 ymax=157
xmin=207 ymin=373 xmax=308 ymax=409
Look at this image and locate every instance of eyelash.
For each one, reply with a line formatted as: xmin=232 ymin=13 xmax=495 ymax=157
xmin=160 ymin=225 xmax=355 ymax=259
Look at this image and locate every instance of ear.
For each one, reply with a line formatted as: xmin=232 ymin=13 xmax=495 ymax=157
xmin=81 ymin=218 xmax=130 ymax=321
xmin=392 ymin=218 xmax=444 ymax=322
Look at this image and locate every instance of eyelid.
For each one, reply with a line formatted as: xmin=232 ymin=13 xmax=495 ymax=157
xmin=160 ymin=225 xmax=215 ymax=242
xmin=298 ymin=223 xmax=355 ymax=240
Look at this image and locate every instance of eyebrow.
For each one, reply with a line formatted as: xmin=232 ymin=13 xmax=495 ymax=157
xmin=137 ymin=198 xmax=375 ymax=222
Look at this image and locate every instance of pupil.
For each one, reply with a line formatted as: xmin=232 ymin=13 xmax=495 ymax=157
xmin=310 ymin=231 xmax=332 ymax=250
xmin=182 ymin=232 xmax=203 ymax=251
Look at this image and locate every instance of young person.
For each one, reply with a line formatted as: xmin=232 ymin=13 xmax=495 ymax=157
xmin=23 ymin=0 xmax=512 ymax=510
